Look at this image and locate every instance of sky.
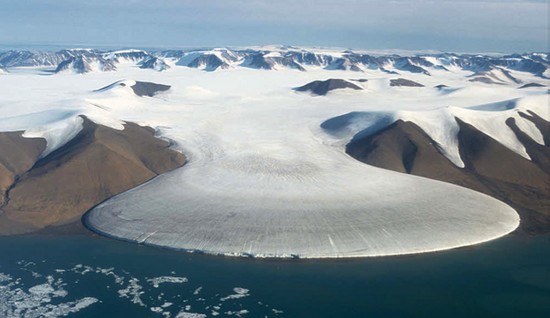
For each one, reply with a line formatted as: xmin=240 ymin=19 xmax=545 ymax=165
xmin=0 ymin=0 xmax=548 ymax=53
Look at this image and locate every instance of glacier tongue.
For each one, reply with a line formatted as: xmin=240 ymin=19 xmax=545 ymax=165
xmin=85 ymin=138 xmax=519 ymax=258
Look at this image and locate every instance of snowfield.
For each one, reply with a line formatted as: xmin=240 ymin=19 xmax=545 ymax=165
xmin=1 ymin=48 xmax=548 ymax=258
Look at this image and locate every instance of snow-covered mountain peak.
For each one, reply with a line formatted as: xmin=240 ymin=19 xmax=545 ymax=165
xmin=139 ymin=56 xmax=170 ymax=72
xmin=55 ymin=55 xmax=116 ymax=74
xmin=0 ymin=47 xmax=548 ymax=81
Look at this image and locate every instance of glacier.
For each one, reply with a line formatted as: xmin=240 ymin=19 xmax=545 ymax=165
xmin=0 ymin=47 xmax=547 ymax=258
xmin=85 ymin=146 xmax=520 ymax=258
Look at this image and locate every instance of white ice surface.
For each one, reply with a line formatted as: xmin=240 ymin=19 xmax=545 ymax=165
xmin=399 ymin=108 xmax=464 ymax=167
xmin=0 ymin=63 xmax=547 ymax=258
xmin=147 ymin=276 xmax=188 ymax=288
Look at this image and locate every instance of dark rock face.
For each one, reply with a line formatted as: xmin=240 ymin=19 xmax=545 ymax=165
xmin=139 ymin=56 xmax=170 ymax=71
xmin=469 ymin=68 xmax=521 ymax=84
xmin=390 ymin=78 xmax=424 ymax=87
xmin=286 ymin=51 xmax=333 ymax=66
xmin=55 ymin=57 xmax=85 ymax=73
xmin=469 ymin=76 xmax=503 ymax=85
xmin=108 ymin=50 xmax=149 ymax=63
xmin=55 ymin=56 xmax=116 ymax=73
xmin=326 ymin=58 xmax=363 ymax=72
xmin=393 ymin=57 xmax=430 ymax=75
xmin=0 ymin=50 xmax=71 ymax=67
xmin=175 ymin=49 xmax=242 ymax=71
xmin=131 ymin=81 xmax=171 ymax=97
xmin=295 ymin=79 xmax=363 ymax=96
xmin=495 ymin=57 xmax=547 ymax=77
xmin=277 ymin=56 xmax=306 ymax=71
xmin=186 ymin=54 xmax=230 ymax=71
xmin=433 ymin=65 xmax=450 ymax=71
xmin=497 ymin=68 xmax=522 ymax=83
xmin=454 ymin=55 xmax=495 ymax=72
xmin=240 ymin=53 xmax=308 ymax=71
xmin=0 ymin=117 xmax=185 ymax=235
xmin=381 ymin=68 xmax=399 ymax=75
xmin=519 ymin=83 xmax=546 ymax=89
xmin=346 ymin=115 xmax=550 ymax=234
xmin=241 ymin=53 xmax=275 ymax=70
xmin=94 ymin=81 xmax=171 ymax=97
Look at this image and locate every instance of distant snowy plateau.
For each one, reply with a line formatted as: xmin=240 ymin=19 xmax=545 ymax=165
xmin=0 ymin=47 xmax=548 ymax=258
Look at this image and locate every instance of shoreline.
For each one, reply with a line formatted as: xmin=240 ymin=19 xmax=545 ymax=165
xmin=6 ymin=226 xmax=549 ymax=266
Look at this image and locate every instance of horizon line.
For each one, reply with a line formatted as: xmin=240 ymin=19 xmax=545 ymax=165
xmin=0 ymin=43 xmax=548 ymax=56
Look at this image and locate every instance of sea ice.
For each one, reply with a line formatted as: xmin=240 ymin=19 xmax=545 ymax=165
xmin=220 ymin=288 xmax=250 ymax=301
xmin=0 ymin=272 xmax=98 ymax=318
xmin=147 ymin=276 xmax=188 ymax=288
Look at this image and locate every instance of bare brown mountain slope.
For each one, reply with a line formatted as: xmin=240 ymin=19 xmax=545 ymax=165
xmin=0 ymin=117 xmax=185 ymax=235
xmin=0 ymin=132 xmax=45 ymax=205
xmin=347 ymin=116 xmax=550 ymax=234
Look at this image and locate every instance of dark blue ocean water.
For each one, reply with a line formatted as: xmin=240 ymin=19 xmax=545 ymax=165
xmin=0 ymin=233 xmax=549 ymax=318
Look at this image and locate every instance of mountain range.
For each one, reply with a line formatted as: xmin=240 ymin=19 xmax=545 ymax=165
xmin=0 ymin=47 xmax=547 ymax=78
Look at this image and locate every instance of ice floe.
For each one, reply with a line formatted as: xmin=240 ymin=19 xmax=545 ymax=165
xmin=1 ymin=62 xmax=546 ymax=258
xmin=147 ymin=276 xmax=188 ymax=288
xmin=1 ymin=260 xmax=283 ymax=317
xmin=221 ymin=287 xmax=250 ymax=301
